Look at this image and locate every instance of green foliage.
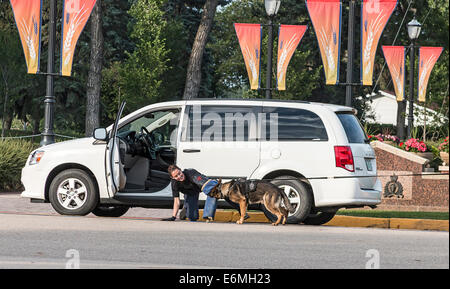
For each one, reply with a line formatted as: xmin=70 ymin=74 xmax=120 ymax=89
xmin=0 ymin=139 xmax=37 ymax=191
xmin=101 ymin=0 xmax=170 ymax=120
xmin=1 ymin=0 xmax=448 ymax=135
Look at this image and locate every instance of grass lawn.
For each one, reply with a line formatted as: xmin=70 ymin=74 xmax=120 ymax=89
xmin=336 ymin=210 xmax=449 ymax=220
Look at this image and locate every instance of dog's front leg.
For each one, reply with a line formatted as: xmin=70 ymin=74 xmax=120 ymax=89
xmin=237 ymin=200 xmax=247 ymax=224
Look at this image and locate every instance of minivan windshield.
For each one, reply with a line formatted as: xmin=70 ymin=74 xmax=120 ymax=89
xmin=336 ymin=113 xmax=368 ymax=144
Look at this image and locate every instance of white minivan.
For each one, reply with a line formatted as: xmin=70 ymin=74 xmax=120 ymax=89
xmin=21 ymin=99 xmax=382 ymax=225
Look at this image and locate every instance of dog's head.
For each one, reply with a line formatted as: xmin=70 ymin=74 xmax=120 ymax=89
xmin=209 ymin=179 xmax=242 ymax=199
xmin=208 ymin=179 xmax=223 ymax=199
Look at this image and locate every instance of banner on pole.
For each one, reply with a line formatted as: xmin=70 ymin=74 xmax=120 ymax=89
xmin=305 ymin=0 xmax=342 ymax=85
xmin=382 ymin=46 xmax=406 ymax=101
xmin=61 ymin=0 xmax=97 ymax=76
xmin=276 ymin=25 xmax=307 ymax=90
xmin=234 ymin=23 xmax=262 ymax=90
xmin=417 ymin=47 xmax=443 ymax=102
xmin=10 ymin=0 xmax=43 ymax=74
xmin=361 ymin=0 xmax=398 ymax=86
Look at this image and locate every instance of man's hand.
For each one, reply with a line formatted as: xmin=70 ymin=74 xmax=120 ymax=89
xmin=161 ymin=216 xmax=176 ymax=221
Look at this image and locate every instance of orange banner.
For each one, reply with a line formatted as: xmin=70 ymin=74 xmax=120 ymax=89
xmin=61 ymin=0 xmax=97 ymax=76
xmin=277 ymin=25 xmax=307 ymax=90
xmin=10 ymin=0 xmax=42 ymax=74
xmin=382 ymin=46 xmax=405 ymax=101
xmin=417 ymin=47 xmax=443 ymax=102
xmin=234 ymin=23 xmax=262 ymax=90
xmin=361 ymin=0 xmax=397 ymax=85
xmin=306 ymin=0 xmax=342 ymax=85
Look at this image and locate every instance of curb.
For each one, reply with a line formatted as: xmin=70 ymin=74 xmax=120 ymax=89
xmin=199 ymin=210 xmax=449 ymax=232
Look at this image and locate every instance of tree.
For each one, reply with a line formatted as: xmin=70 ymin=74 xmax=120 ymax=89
xmin=183 ymin=0 xmax=219 ymax=99
xmin=85 ymin=0 xmax=103 ymax=136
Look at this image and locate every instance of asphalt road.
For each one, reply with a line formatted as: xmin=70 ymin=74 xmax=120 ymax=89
xmin=0 ymin=212 xmax=448 ymax=269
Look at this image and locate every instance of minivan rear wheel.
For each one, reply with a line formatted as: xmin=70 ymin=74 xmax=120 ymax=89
xmin=270 ymin=176 xmax=312 ymax=224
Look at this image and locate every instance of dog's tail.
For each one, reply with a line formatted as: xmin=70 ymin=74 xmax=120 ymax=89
xmin=279 ymin=188 xmax=296 ymax=214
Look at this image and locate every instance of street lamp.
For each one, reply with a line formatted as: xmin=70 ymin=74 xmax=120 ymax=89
xmin=406 ymin=16 xmax=422 ymax=138
xmin=264 ymin=0 xmax=281 ymax=99
xmin=265 ymin=0 xmax=281 ymax=16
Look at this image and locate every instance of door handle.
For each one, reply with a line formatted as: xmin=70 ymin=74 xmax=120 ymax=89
xmin=183 ymin=149 xmax=201 ymax=153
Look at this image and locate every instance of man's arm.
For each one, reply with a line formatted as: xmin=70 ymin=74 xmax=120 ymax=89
xmin=162 ymin=181 xmax=181 ymax=221
xmin=172 ymin=197 xmax=180 ymax=218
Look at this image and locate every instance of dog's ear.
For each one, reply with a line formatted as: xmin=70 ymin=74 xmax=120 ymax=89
xmin=218 ymin=178 xmax=222 ymax=185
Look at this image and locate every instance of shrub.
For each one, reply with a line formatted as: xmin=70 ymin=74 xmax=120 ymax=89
xmin=398 ymin=138 xmax=430 ymax=153
xmin=0 ymin=139 xmax=38 ymax=191
xmin=438 ymin=137 xmax=449 ymax=153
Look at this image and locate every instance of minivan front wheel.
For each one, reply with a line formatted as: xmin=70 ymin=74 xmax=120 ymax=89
xmin=49 ymin=169 xmax=99 ymax=216
xmin=270 ymin=176 xmax=312 ymax=224
xmin=92 ymin=206 xmax=129 ymax=217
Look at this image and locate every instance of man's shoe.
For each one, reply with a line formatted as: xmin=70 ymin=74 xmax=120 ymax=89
xmin=244 ymin=214 xmax=250 ymax=220
xmin=205 ymin=217 xmax=214 ymax=223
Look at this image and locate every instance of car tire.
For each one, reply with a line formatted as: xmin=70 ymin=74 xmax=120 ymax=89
xmin=302 ymin=212 xmax=336 ymax=225
xmin=92 ymin=206 xmax=129 ymax=217
xmin=270 ymin=176 xmax=313 ymax=224
xmin=49 ymin=169 xmax=99 ymax=216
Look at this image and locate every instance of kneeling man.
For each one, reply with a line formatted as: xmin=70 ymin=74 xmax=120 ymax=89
xmin=162 ymin=165 xmax=218 ymax=222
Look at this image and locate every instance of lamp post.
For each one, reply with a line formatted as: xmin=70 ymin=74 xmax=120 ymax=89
xmin=264 ymin=0 xmax=281 ymax=99
xmin=406 ymin=16 xmax=422 ymax=139
xmin=40 ymin=0 xmax=57 ymax=146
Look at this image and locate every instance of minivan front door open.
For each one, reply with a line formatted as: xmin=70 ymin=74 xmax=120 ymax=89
xmin=105 ymin=101 xmax=126 ymax=197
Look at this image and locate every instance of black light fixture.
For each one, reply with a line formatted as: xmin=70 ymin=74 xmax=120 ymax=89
xmin=407 ymin=16 xmax=422 ymax=41
xmin=264 ymin=0 xmax=281 ymax=99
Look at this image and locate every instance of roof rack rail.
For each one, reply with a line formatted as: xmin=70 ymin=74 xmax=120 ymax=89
xmin=186 ymin=98 xmax=310 ymax=104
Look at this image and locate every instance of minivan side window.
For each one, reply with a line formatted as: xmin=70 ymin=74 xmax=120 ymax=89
xmin=336 ymin=112 xmax=368 ymax=144
xmin=182 ymin=105 xmax=260 ymax=142
xmin=263 ymin=107 xmax=328 ymax=141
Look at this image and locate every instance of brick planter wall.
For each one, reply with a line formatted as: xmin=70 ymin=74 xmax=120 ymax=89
xmin=371 ymin=141 xmax=449 ymax=212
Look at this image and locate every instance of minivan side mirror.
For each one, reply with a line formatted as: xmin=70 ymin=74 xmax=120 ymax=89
xmin=93 ymin=128 xmax=108 ymax=141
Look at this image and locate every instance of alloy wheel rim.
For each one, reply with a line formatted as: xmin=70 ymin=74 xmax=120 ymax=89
xmin=278 ymin=184 xmax=301 ymax=217
xmin=57 ymin=178 xmax=88 ymax=210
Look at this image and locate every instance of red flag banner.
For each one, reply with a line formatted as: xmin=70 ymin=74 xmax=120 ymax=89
xmin=417 ymin=47 xmax=443 ymax=102
xmin=306 ymin=0 xmax=342 ymax=85
xmin=234 ymin=23 xmax=262 ymax=90
xmin=10 ymin=0 xmax=42 ymax=74
xmin=61 ymin=0 xmax=97 ymax=76
xmin=277 ymin=25 xmax=307 ymax=90
xmin=361 ymin=0 xmax=397 ymax=85
xmin=382 ymin=46 xmax=406 ymax=101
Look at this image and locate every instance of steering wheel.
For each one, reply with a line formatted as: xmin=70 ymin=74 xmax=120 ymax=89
xmin=140 ymin=126 xmax=157 ymax=159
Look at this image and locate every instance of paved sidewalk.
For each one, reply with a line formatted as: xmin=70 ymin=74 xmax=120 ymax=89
xmin=1 ymin=192 xmax=448 ymax=231
xmin=0 ymin=192 xmax=172 ymax=219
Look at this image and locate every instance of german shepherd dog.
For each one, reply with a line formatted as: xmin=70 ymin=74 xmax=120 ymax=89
xmin=209 ymin=179 xmax=295 ymax=226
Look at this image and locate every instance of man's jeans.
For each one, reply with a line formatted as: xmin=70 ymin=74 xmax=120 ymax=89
xmin=184 ymin=193 xmax=199 ymax=221
xmin=183 ymin=179 xmax=218 ymax=221
xmin=202 ymin=180 xmax=218 ymax=219
xmin=183 ymin=193 xmax=217 ymax=221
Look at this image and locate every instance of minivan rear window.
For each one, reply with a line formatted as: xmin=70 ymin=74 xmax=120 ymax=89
xmin=263 ymin=107 xmax=328 ymax=141
xmin=336 ymin=113 xmax=368 ymax=144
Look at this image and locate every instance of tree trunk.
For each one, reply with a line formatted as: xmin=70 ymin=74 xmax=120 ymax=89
xmin=85 ymin=0 xmax=103 ymax=137
xmin=182 ymin=0 xmax=218 ymax=100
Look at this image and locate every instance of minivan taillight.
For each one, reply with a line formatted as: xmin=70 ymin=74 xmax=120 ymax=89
xmin=334 ymin=146 xmax=354 ymax=172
